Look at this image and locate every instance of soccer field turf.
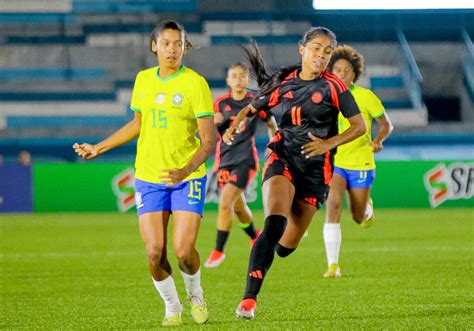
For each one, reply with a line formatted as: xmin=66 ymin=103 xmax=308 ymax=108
xmin=1 ymin=209 xmax=473 ymax=329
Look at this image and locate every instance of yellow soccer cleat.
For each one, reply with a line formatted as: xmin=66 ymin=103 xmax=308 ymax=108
xmin=162 ymin=314 xmax=182 ymax=327
xmin=189 ymin=296 xmax=209 ymax=324
xmin=360 ymin=198 xmax=375 ymax=229
xmin=323 ymin=263 xmax=341 ymax=278
xmin=161 ymin=303 xmax=183 ymax=327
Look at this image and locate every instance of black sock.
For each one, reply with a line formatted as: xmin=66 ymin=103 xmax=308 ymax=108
xmin=243 ymin=215 xmax=287 ymax=299
xmin=240 ymin=222 xmax=257 ymax=239
xmin=275 ymin=243 xmax=296 ymax=258
xmin=215 ymin=230 xmax=229 ymax=252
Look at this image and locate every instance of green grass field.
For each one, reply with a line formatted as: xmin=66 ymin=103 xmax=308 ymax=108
xmin=1 ymin=209 xmax=473 ymax=329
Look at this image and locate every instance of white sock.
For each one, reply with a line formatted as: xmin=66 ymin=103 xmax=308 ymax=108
xmin=323 ymin=223 xmax=341 ymax=267
xmin=180 ymin=268 xmax=203 ymax=300
xmin=363 ymin=202 xmax=374 ymax=221
xmin=152 ymin=275 xmax=181 ymax=316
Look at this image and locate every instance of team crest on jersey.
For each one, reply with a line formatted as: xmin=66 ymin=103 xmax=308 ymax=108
xmin=155 ymin=93 xmax=166 ymax=105
xmin=172 ymin=93 xmax=183 ymax=106
xmin=312 ymin=92 xmax=323 ymax=104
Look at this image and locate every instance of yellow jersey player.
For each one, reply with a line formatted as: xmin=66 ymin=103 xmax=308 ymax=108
xmin=323 ymin=45 xmax=393 ymax=278
xmin=73 ymin=21 xmax=216 ymax=326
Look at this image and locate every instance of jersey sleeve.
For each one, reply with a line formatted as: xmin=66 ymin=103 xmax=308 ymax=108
xmin=366 ymin=89 xmax=385 ymax=119
xmin=251 ymin=87 xmax=281 ymax=113
xmin=213 ymin=97 xmax=222 ymax=113
xmin=130 ymin=71 xmax=143 ymax=112
xmin=339 ymin=90 xmax=361 ymax=119
xmin=192 ymin=76 xmax=214 ymax=118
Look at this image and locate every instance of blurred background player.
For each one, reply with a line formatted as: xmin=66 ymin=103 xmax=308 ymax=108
xmin=18 ymin=150 xmax=32 ymax=166
xmin=205 ymin=63 xmax=276 ymax=268
xmin=73 ymin=21 xmax=216 ymax=326
xmin=322 ymin=45 xmax=394 ymax=278
xmin=224 ymin=27 xmax=366 ymax=319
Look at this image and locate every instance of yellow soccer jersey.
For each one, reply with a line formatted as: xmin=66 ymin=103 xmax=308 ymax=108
xmin=130 ymin=65 xmax=214 ymax=183
xmin=334 ymin=85 xmax=385 ymax=170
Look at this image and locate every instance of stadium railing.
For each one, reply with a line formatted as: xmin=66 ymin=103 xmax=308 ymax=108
xmin=394 ymin=29 xmax=428 ymax=126
xmin=461 ymin=29 xmax=474 ymax=104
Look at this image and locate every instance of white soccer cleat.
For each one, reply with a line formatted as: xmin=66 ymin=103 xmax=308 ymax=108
xmin=360 ymin=198 xmax=375 ymax=228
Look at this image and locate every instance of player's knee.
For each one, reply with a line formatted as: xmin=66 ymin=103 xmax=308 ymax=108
xmin=234 ymin=205 xmax=250 ymax=219
xmin=275 ymin=243 xmax=296 ymax=258
xmin=145 ymin=244 xmax=165 ymax=266
xmin=173 ymin=242 xmax=195 ymax=263
xmin=262 ymin=215 xmax=287 ymax=241
xmin=219 ymin=202 xmax=233 ymax=215
xmin=327 ymin=197 xmax=343 ymax=212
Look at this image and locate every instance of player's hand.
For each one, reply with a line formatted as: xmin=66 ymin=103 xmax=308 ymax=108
xmin=214 ymin=112 xmax=224 ymax=124
xmin=73 ymin=143 xmax=99 ymax=160
xmin=372 ymin=140 xmax=383 ymax=153
xmin=159 ymin=168 xmax=189 ymax=186
xmin=301 ymin=132 xmax=332 ymax=158
xmin=223 ymin=126 xmax=238 ymax=145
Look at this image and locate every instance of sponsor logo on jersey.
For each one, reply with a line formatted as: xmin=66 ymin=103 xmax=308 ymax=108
xmin=224 ymin=105 xmax=232 ymax=112
xmin=283 ymin=91 xmax=294 ymax=99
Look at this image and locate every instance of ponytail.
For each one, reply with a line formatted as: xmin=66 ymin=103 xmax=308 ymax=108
xmin=241 ymin=40 xmax=300 ymax=96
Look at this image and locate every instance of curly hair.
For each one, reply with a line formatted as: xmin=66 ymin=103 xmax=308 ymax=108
xmin=327 ymin=44 xmax=364 ymax=83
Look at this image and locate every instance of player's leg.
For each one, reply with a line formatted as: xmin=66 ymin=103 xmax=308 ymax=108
xmin=234 ymin=193 xmax=260 ymax=246
xmin=276 ymin=198 xmax=318 ymax=257
xmin=135 ymin=179 xmax=182 ymax=326
xmin=323 ymin=170 xmax=347 ymax=278
xmin=347 ymin=187 xmax=374 ymax=228
xmin=346 ymin=169 xmax=375 ymax=228
xmin=237 ymin=160 xmax=295 ymax=319
xmin=173 ymin=211 xmax=208 ymax=324
xmin=171 ymin=177 xmax=209 ymax=324
xmin=140 ymin=211 xmax=182 ymax=326
xmin=233 ymin=168 xmax=260 ymax=245
xmin=205 ymin=179 xmax=242 ymax=268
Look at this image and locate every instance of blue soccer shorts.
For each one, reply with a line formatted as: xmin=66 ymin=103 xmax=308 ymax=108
xmin=333 ymin=167 xmax=375 ymax=190
xmin=134 ymin=176 xmax=207 ymax=217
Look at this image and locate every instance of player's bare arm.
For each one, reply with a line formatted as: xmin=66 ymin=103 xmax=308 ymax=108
xmin=160 ymin=116 xmax=217 ymax=185
xmin=222 ymin=104 xmax=257 ymax=144
xmin=372 ymin=112 xmax=393 ymax=153
xmin=73 ymin=112 xmax=142 ymax=160
xmin=301 ymin=113 xmax=366 ymax=157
